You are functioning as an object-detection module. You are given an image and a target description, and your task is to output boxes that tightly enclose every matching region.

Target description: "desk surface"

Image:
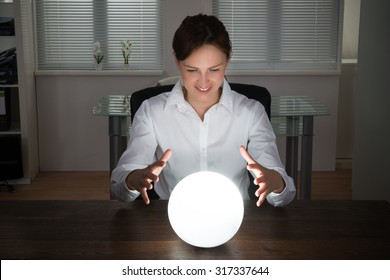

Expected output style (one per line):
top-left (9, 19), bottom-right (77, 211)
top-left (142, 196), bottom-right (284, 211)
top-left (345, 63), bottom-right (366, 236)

top-left (1, 200), bottom-right (389, 260)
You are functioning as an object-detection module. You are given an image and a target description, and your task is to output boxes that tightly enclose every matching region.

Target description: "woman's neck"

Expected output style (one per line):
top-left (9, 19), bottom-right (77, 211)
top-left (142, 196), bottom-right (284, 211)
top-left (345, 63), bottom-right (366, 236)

top-left (183, 87), bottom-right (222, 121)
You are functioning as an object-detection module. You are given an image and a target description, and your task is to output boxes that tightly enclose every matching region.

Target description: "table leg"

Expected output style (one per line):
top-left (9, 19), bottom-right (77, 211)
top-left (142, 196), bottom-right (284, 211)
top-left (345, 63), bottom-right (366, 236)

top-left (300, 116), bottom-right (314, 200)
top-left (108, 116), bottom-right (128, 173)
top-left (285, 116), bottom-right (300, 185)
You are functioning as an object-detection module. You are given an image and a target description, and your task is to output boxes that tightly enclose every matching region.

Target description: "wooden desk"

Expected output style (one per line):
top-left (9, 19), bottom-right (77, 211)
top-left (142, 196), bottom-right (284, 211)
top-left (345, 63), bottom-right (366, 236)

top-left (0, 200), bottom-right (389, 260)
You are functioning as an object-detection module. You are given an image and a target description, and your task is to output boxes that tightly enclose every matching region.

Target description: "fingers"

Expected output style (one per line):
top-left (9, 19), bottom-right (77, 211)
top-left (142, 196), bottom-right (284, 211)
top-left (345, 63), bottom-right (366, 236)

top-left (139, 187), bottom-right (150, 205)
top-left (159, 149), bottom-right (172, 163)
top-left (240, 146), bottom-right (256, 164)
top-left (254, 182), bottom-right (267, 197)
top-left (134, 175), bottom-right (153, 205)
top-left (257, 192), bottom-right (268, 207)
top-left (149, 149), bottom-right (172, 177)
top-left (240, 146), bottom-right (269, 207)
top-left (253, 170), bottom-right (285, 207)
top-left (241, 146), bottom-right (263, 182)
top-left (240, 146), bottom-right (264, 178)
top-left (134, 149), bottom-right (172, 205)
top-left (144, 168), bottom-right (159, 183)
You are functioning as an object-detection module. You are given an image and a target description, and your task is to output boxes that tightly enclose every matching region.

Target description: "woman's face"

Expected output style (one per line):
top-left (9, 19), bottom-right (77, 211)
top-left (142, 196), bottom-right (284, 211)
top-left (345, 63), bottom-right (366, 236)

top-left (176, 44), bottom-right (229, 108)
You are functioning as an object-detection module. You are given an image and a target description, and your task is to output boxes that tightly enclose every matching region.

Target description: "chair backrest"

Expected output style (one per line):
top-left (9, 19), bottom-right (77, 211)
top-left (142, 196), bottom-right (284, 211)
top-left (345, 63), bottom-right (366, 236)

top-left (130, 83), bottom-right (271, 122)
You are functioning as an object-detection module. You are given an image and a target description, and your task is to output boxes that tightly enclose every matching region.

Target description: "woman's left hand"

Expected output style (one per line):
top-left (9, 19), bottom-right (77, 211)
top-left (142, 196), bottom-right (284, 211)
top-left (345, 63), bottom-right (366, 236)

top-left (240, 146), bottom-right (285, 207)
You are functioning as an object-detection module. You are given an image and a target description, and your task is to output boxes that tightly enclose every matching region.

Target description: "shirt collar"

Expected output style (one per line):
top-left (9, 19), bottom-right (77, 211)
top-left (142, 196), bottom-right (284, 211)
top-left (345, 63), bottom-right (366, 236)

top-left (219, 78), bottom-right (234, 114)
top-left (164, 78), bottom-right (234, 114)
top-left (165, 81), bottom-right (186, 110)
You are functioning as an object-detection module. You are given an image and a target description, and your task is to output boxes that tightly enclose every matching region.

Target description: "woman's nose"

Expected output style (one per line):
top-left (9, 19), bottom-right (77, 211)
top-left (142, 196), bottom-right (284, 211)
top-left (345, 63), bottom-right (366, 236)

top-left (198, 72), bottom-right (209, 86)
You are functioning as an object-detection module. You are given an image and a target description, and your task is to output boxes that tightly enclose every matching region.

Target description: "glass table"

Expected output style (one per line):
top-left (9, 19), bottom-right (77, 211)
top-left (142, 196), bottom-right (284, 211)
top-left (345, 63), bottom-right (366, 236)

top-left (93, 95), bottom-right (328, 200)
top-left (271, 96), bottom-right (329, 199)
top-left (93, 95), bottom-right (131, 172)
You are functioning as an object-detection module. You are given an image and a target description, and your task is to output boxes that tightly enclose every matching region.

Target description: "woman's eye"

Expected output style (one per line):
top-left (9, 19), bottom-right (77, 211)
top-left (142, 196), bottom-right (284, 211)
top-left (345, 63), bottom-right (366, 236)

top-left (186, 69), bottom-right (197, 73)
top-left (210, 68), bottom-right (220, 72)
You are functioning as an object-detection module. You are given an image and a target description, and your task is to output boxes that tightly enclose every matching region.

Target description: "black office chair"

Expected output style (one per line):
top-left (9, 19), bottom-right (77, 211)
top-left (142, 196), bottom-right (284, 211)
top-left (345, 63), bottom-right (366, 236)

top-left (130, 82), bottom-right (272, 200)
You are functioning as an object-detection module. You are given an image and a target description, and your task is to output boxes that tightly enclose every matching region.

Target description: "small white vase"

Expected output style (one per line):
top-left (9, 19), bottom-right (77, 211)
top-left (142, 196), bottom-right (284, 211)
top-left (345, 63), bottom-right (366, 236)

top-left (123, 63), bottom-right (130, 70)
top-left (95, 63), bottom-right (102, 71)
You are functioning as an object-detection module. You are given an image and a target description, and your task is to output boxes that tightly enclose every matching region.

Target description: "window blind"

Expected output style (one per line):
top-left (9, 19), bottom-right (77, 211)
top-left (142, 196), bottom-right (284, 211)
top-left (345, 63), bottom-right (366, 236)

top-left (35, 0), bottom-right (162, 70)
top-left (212, 0), bottom-right (341, 71)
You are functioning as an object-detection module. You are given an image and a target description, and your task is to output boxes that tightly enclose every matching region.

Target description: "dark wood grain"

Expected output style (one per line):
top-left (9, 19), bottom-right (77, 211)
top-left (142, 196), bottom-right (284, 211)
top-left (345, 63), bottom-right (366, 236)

top-left (0, 170), bottom-right (352, 201)
top-left (0, 200), bottom-right (389, 260)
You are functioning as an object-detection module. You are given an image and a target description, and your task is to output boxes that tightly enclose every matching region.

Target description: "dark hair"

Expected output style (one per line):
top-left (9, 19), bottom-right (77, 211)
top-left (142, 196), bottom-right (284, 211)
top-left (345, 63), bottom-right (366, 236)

top-left (172, 14), bottom-right (232, 61)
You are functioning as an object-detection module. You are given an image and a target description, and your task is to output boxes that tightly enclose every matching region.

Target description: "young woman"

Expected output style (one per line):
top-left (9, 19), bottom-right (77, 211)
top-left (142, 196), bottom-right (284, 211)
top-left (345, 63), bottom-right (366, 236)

top-left (111, 14), bottom-right (296, 207)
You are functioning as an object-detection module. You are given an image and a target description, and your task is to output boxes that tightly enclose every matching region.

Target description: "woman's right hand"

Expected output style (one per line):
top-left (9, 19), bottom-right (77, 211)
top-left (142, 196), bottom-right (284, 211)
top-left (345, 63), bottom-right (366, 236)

top-left (125, 149), bottom-right (172, 204)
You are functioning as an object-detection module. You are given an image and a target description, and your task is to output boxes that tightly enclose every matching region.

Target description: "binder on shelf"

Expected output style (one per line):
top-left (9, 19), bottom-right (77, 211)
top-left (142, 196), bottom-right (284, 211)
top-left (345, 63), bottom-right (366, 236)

top-left (0, 17), bottom-right (15, 36)
top-left (0, 134), bottom-right (23, 180)
top-left (0, 87), bottom-right (11, 131)
top-left (0, 47), bottom-right (18, 85)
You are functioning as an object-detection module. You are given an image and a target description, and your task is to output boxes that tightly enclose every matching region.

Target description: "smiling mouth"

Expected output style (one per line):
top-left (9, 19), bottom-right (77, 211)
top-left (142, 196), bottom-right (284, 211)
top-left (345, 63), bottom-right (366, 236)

top-left (197, 87), bottom-right (211, 92)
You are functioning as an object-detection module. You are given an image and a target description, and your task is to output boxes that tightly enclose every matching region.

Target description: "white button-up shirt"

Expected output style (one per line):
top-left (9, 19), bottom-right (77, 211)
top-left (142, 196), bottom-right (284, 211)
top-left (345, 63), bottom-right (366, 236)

top-left (111, 80), bottom-right (296, 206)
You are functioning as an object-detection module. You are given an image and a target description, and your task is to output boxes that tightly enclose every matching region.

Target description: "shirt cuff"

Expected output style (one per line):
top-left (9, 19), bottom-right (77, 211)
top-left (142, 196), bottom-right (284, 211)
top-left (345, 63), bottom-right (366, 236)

top-left (266, 170), bottom-right (296, 207)
top-left (111, 179), bottom-right (140, 202)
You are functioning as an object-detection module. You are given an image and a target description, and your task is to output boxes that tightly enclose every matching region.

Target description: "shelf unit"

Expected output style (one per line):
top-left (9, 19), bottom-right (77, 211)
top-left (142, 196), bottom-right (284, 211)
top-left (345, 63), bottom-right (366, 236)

top-left (0, 0), bottom-right (38, 184)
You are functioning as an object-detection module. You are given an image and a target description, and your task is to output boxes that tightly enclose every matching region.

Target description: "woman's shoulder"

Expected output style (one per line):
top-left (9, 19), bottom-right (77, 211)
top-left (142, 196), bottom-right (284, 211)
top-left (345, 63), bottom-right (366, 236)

top-left (228, 89), bottom-right (269, 121)
top-left (230, 89), bottom-right (264, 109)
top-left (145, 82), bottom-right (183, 108)
top-left (142, 91), bottom-right (169, 109)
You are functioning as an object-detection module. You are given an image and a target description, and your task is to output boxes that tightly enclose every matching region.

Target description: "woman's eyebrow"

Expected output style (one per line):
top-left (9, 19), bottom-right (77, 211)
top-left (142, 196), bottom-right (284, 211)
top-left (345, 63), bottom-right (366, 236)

top-left (183, 63), bottom-right (224, 69)
top-left (209, 63), bottom-right (224, 68)
top-left (183, 64), bottom-right (198, 69)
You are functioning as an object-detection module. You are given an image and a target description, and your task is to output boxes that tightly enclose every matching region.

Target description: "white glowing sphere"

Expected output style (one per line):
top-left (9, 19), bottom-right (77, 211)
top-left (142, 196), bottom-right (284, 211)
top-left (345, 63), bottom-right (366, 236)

top-left (168, 171), bottom-right (244, 248)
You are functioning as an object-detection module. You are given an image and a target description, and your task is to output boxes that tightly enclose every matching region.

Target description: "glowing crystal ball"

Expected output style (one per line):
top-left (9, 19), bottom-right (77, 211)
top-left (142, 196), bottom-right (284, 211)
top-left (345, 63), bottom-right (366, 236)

top-left (167, 171), bottom-right (244, 248)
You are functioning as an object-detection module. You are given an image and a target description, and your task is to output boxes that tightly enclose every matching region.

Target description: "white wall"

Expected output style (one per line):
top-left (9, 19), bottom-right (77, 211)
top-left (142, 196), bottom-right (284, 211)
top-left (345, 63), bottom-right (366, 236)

top-left (336, 0), bottom-right (360, 161)
top-left (342, 0), bottom-right (360, 59)
top-left (352, 0), bottom-right (390, 201)
top-left (337, 62), bottom-right (357, 159)
top-left (35, 0), bottom-right (340, 172)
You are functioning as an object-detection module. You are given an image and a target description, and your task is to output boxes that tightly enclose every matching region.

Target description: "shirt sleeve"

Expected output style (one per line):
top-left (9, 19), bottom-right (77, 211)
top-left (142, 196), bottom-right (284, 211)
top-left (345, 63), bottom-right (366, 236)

top-left (247, 101), bottom-right (296, 207)
top-left (111, 179), bottom-right (140, 201)
top-left (266, 167), bottom-right (296, 207)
